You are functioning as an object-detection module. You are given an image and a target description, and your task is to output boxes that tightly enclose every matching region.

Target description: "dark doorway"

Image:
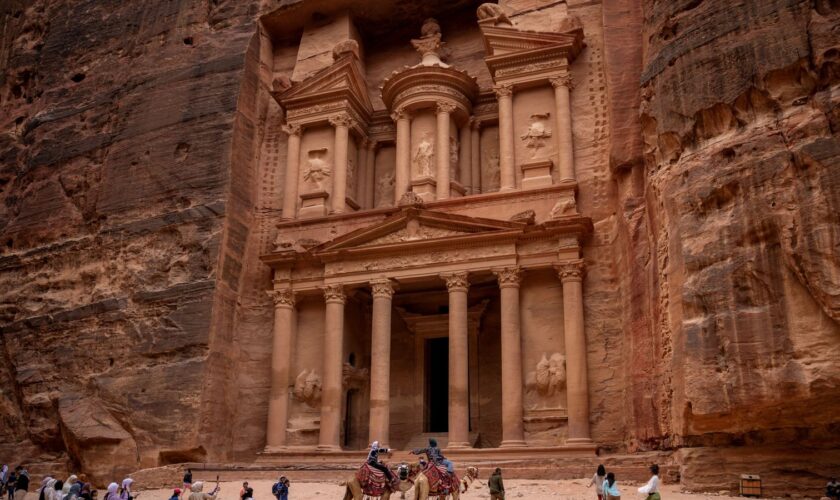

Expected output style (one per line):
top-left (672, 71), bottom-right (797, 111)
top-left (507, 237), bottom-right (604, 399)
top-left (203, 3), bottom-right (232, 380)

top-left (425, 337), bottom-right (449, 432)
top-left (344, 389), bottom-right (357, 447)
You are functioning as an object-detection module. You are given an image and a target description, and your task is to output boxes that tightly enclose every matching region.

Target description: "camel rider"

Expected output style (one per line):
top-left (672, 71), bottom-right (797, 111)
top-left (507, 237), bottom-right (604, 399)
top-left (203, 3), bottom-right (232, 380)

top-left (411, 438), bottom-right (454, 474)
top-left (366, 441), bottom-right (394, 482)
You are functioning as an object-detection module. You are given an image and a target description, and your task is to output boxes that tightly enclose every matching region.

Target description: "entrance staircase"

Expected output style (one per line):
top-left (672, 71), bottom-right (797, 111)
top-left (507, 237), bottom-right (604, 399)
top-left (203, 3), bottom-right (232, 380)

top-left (403, 432), bottom-right (480, 450)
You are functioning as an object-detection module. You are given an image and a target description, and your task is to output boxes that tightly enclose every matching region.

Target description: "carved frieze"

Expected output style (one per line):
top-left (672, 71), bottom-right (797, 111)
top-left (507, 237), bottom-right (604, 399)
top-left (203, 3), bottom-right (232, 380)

top-left (550, 192), bottom-right (578, 218)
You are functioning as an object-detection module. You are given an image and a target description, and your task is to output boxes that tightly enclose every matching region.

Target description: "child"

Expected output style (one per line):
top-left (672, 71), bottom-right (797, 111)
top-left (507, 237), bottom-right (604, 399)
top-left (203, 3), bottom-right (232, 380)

top-left (589, 465), bottom-right (606, 500)
top-left (638, 465), bottom-right (660, 500)
top-left (603, 472), bottom-right (621, 500)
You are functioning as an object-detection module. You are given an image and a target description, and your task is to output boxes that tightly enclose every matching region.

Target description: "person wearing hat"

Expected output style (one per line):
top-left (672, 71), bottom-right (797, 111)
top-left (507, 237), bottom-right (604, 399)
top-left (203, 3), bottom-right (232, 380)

top-left (169, 490), bottom-right (180, 500)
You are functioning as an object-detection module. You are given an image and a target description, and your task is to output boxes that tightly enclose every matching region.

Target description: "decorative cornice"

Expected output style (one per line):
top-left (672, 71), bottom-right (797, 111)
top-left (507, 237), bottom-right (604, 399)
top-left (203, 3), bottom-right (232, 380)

top-left (556, 259), bottom-right (584, 282)
top-left (437, 102), bottom-right (457, 114)
top-left (441, 271), bottom-right (470, 292)
top-left (328, 112), bottom-right (355, 128)
top-left (549, 75), bottom-right (574, 91)
top-left (322, 284), bottom-right (347, 303)
top-left (267, 288), bottom-right (296, 307)
top-left (281, 123), bottom-right (302, 136)
top-left (493, 267), bottom-right (521, 288)
top-left (493, 84), bottom-right (513, 98)
top-left (370, 279), bottom-right (395, 299)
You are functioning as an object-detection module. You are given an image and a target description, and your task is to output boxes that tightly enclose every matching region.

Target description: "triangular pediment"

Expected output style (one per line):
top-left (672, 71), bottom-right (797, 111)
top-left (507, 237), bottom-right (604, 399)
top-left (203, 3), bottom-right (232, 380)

top-left (315, 208), bottom-right (525, 254)
top-left (480, 25), bottom-right (581, 57)
top-left (276, 53), bottom-right (373, 115)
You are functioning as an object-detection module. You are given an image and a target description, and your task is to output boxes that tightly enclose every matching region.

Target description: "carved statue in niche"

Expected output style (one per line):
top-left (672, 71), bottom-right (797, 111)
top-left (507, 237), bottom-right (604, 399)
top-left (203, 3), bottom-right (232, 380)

top-left (525, 353), bottom-right (567, 409)
top-left (302, 148), bottom-right (331, 191)
top-left (376, 170), bottom-right (395, 207)
top-left (346, 157), bottom-right (356, 197)
top-left (483, 149), bottom-right (501, 190)
top-left (292, 369), bottom-right (322, 407)
top-left (449, 135), bottom-right (459, 182)
top-left (521, 113), bottom-right (552, 158)
top-left (342, 362), bottom-right (369, 390)
top-left (413, 133), bottom-right (435, 178)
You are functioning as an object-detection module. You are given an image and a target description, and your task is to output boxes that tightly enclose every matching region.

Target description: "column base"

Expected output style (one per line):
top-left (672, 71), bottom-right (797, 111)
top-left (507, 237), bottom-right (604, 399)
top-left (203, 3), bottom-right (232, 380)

top-left (499, 186), bottom-right (516, 192)
top-left (500, 440), bottom-right (527, 448)
top-left (316, 444), bottom-right (342, 452)
top-left (446, 441), bottom-right (471, 449)
top-left (262, 445), bottom-right (288, 453)
top-left (565, 437), bottom-right (593, 445)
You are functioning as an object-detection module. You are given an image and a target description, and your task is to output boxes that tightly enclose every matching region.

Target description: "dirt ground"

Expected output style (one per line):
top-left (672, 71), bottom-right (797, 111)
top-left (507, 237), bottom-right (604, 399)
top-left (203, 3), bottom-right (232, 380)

top-left (139, 478), bottom-right (745, 500)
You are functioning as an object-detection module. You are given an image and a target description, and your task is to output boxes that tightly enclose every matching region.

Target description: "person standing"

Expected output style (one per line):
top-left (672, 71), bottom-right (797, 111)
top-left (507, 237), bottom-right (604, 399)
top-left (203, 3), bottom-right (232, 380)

top-left (0, 466), bottom-right (8, 497)
top-left (6, 469), bottom-right (16, 500)
top-left (271, 477), bottom-right (288, 500)
top-left (827, 477), bottom-right (840, 500)
top-left (14, 467), bottom-right (29, 500)
top-left (187, 482), bottom-right (219, 500)
top-left (102, 484), bottom-right (117, 500)
top-left (238, 483), bottom-right (248, 500)
top-left (589, 465), bottom-right (606, 500)
top-left (182, 470), bottom-right (192, 497)
top-left (488, 468), bottom-right (505, 500)
top-left (603, 472), bottom-right (621, 500)
top-left (638, 465), bottom-right (660, 500)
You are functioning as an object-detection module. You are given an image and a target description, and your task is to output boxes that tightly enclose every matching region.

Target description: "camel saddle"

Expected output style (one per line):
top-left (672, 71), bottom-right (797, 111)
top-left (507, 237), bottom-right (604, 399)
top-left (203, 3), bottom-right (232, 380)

top-left (356, 463), bottom-right (395, 496)
top-left (422, 463), bottom-right (459, 495)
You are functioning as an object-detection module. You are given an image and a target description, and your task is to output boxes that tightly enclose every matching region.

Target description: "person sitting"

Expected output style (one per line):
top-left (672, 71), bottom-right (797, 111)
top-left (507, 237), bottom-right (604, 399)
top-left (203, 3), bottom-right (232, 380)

top-left (410, 438), bottom-right (454, 474)
top-left (366, 441), bottom-right (394, 482)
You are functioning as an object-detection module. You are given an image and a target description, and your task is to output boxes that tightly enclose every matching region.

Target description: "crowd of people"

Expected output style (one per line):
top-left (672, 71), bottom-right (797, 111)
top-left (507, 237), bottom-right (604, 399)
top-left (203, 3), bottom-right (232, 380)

top-left (587, 464), bottom-right (661, 500)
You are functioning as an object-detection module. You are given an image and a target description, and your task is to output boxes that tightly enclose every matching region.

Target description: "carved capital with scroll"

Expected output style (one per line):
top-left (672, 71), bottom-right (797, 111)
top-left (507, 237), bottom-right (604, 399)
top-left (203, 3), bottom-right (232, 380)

top-left (493, 83), bottom-right (513, 98)
top-left (267, 288), bottom-right (296, 307)
top-left (493, 267), bottom-right (521, 288)
top-left (321, 284), bottom-right (347, 303)
top-left (281, 122), bottom-right (302, 137)
top-left (549, 74), bottom-right (574, 91)
top-left (556, 259), bottom-right (585, 282)
top-left (436, 102), bottom-right (457, 114)
top-left (328, 112), bottom-right (355, 129)
top-left (390, 107), bottom-right (410, 122)
top-left (441, 271), bottom-right (470, 292)
top-left (370, 279), bottom-right (396, 299)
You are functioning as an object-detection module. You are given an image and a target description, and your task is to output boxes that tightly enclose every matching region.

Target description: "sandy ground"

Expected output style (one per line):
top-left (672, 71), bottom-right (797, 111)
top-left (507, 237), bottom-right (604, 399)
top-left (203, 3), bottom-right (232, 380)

top-left (139, 478), bottom-right (744, 500)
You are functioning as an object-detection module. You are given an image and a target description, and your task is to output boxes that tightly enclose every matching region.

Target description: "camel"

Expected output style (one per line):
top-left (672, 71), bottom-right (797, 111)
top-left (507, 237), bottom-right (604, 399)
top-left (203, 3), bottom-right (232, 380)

top-left (412, 466), bottom-right (478, 500)
top-left (341, 463), bottom-right (414, 500)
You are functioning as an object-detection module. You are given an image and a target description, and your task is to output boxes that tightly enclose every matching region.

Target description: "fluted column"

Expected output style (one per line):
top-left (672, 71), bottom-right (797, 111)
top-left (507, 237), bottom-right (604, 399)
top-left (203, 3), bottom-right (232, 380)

top-left (281, 123), bottom-right (302, 219)
top-left (495, 84), bottom-right (516, 191)
top-left (436, 102), bottom-right (455, 200)
top-left (329, 113), bottom-right (353, 214)
top-left (470, 119), bottom-right (481, 194)
top-left (442, 271), bottom-right (470, 448)
top-left (393, 108), bottom-right (411, 205)
top-left (369, 279), bottom-right (395, 446)
top-left (318, 284), bottom-right (346, 451)
top-left (459, 121), bottom-right (472, 193)
top-left (557, 260), bottom-right (591, 443)
top-left (265, 288), bottom-right (296, 450)
top-left (550, 75), bottom-right (576, 181)
top-left (365, 140), bottom-right (376, 209)
top-left (495, 267), bottom-right (526, 447)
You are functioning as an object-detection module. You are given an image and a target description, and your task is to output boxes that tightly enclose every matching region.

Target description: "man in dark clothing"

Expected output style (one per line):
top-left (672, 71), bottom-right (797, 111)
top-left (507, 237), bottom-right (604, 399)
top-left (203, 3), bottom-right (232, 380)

top-left (365, 441), bottom-right (393, 482)
top-left (411, 438), bottom-right (453, 474)
top-left (827, 478), bottom-right (840, 500)
top-left (488, 468), bottom-right (505, 500)
top-left (5, 471), bottom-right (15, 500)
top-left (13, 467), bottom-right (29, 500)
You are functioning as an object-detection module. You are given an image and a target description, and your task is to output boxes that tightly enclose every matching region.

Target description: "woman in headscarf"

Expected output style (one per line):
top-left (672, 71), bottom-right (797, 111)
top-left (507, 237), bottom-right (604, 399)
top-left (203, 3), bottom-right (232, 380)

top-left (118, 480), bottom-right (133, 500)
top-left (52, 482), bottom-right (64, 500)
top-left (36, 478), bottom-right (53, 500)
top-left (103, 484), bottom-right (117, 500)
top-left (64, 482), bottom-right (82, 500)
top-left (62, 477), bottom-right (77, 496)
top-left (78, 484), bottom-right (92, 500)
top-left (0, 466), bottom-right (8, 495)
top-left (187, 482), bottom-right (219, 500)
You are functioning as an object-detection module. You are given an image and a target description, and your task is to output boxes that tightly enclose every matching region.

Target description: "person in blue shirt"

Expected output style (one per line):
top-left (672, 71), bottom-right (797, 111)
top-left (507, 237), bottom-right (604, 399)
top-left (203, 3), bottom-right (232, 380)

top-left (271, 476), bottom-right (289, 500)
top-left (603, 472), bottom-right (621, 500)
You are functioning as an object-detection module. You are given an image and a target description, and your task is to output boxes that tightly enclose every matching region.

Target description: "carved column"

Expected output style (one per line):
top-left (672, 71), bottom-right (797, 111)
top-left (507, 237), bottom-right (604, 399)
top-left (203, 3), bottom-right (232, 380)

top-left (459, 120), bottom-right (472, 193)
top-left (495, 84), bottom-right (516, 192)
top-left (436, 102), bottom-right (455, 200)
top-left (369, 279), bottom-right (395, 446)
top-left (442, 271), bottom-right (470, 448)
top-left (329, 113), bottom-right (354, 214)
top-left (318, 284), bottom-right (346, 451)
top-left (365, 140), bottom-right (376, 209)
top-left (550, 75), bottom-right (576, 181)
top-left (393, 108), bottom-right (411, 205)
top-left (557, 260), bottom-right (591, 443)
top-left (495, 267), bottom-right (526, 447)
top-left (265, 288), bottom-right (296, 450)
top-left (470, 119), bottom-right (481, 194)
top-left (281, 123), bottom-right (302, 219)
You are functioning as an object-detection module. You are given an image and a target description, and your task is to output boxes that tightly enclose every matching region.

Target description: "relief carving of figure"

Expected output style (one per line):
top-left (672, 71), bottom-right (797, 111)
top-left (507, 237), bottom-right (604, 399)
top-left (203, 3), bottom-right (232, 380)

top-left (376, 169), bottom-right (395, 207)
top-left (292, 369), bottom-right (322, 407)
top-left (449, 135), bottom-right (459, 182)
top-left (520, 113), bottom-right (552, 158)
top-left (302, 148), bottom-right (331, 191)
top-left (483, 149), bottom-right (501, 190)
top-left (346, 157), bottom-right (356, 197)
top-left (413, 133), bottom-right (435, 178)
top-left (526, 353), bottom-right (566, 398)
top-left (342, 362), bottom-right (369, 390)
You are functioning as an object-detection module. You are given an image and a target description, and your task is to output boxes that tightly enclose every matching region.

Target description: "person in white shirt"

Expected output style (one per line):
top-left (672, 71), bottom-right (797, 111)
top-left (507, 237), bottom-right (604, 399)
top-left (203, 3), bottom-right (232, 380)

top-left (588, 465), bottom-right (607, 500)
top-left (638, 464), bottom-right (660, 500)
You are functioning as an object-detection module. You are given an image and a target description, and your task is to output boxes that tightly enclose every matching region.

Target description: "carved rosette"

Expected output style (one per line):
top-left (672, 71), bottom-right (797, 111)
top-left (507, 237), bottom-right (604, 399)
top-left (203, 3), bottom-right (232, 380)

top-left (322, 284), bottom-right (347, 303)
top-left (556, 260), bottom-right (585, 282)
top-left (328, 113), bottom-right (355, 129)
top-left (493, 84), bottom-right (513, 98)
top-left (370, 279), bottom-right (395, 299)
top-left (549, 75), bottom-right (575, 91)
top-left (494, 267), bottom-right (521, 288)
top-left (436, 102), bottom-right (457, 114)
top-left (267, 288), bottom-right (296, 308)
top-left (281, 123), bottom-right (302, 137)
top-left (441, 271), bottom-right (470, 292)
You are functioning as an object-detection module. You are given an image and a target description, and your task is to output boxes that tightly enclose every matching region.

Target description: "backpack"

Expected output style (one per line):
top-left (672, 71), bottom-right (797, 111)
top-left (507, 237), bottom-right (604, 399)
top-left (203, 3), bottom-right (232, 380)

top-left (271, 483), bottom-right (281, 497)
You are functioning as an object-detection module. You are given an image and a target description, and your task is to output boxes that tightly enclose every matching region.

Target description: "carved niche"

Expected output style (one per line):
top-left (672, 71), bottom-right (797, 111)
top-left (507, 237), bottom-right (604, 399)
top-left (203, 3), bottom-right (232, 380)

top-left (520, 113), bottom-right (552, 158)
top-left (302, 148), bottom-right (331, 191)
top-left (525, 352), bottom-right (567, 410)
top-left (413, 133), bottom-right (435, 178)
top-left (293, 369), bottom-right (322, 407)
top-left (376, 170), bottom-right (396, 207)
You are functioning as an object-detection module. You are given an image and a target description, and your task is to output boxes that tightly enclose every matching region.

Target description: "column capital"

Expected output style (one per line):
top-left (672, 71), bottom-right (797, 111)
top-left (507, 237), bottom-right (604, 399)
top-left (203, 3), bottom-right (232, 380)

top-left (493, 83), bottom-right (514, 98)
top-left (469, 117), bottom-right (481, 131)
top-left (549, 74), bottom-right (575, 91)
top-left (493, 267), bottom-right (521, 288)
top-left (436, 102), bottom-right (457, 114)
top-left (321, 284), bottom-right (347, 303)
top-left (370, 279), bottom-right (395, 299)
top-left (281, 122), bottom-right (302, 136)
top-left (364, 138), bottom-right (378, 151)
top-left (556, 259), bottom-right (585, 282)
top-left (441, 271), bottom-right (470, 292)
top-left (267, 288), bottom-right (296, 307)
top-left (328, 112), bottom-right (355, 128)
top-left (390, 107), bottom-right (410, 122)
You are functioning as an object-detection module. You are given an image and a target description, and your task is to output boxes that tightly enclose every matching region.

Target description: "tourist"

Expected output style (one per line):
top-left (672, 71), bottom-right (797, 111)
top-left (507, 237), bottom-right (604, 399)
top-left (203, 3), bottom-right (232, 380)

top-left (187, 482), bottom-right (219, 500)
top-left (118, 479), bottom-right (133, 500)
top-left (238, 482), bottom-right (248, 499)
top-left (365, 441), bottom-right (394, 482)
top-left (588, 465), bottom-right (606, 500)
top-left (488, 468), bottom-right (505, 500)
top-left (36, 478), bottom-right (52, 500)
top-left (271, 476), bottom-right (288, 500)
top-left (827, 477), bottom-right (840, 500)
top-left (6, 469), bottom-right (16, 500)
top-left (182, 470), bottom-right (192, 497)
top-left (78, 484), bottom-right (92, 500)
top-left (1, 466), bottom-right (8, 496)
top-left (168, 490), bottom-right (180, 500)
top-left (638, 465), bottom-right (660, 500)
top-left (603, 472), bottom-right (621, 500)
top-left (62, 477), bottom-right (77, 496)
top-left (64, 482), bottom-right (81, 500)
top-left (102, 484), bottom-right (117, 500)
top-left (242, 488), bottom-right (253, 500)
top-left (14, 466), bottom-right (29, 500)
top-left (52, 482), bottom-right (64, 500)
top-left (411, 438), bottom-right (454, 474)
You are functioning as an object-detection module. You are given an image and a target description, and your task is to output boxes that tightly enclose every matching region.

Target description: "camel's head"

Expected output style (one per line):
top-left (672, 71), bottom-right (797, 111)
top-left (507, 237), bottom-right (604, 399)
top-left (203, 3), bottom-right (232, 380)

top-left (466, 466), bottom-right (479, 479)
top-left (397, 463), bottom-right (410, 481)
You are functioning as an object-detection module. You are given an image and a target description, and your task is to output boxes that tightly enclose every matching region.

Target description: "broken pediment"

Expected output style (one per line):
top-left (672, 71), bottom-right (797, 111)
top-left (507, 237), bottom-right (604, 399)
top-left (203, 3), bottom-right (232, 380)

top-left (479, 23), bottom-right (585, 81)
